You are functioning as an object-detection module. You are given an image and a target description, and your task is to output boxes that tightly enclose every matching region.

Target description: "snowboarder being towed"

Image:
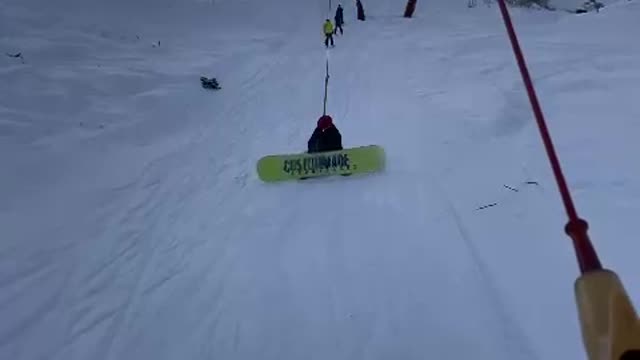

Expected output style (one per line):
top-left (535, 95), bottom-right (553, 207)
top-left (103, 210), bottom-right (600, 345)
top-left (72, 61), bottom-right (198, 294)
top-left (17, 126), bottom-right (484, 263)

top-left (334, 4), bottom-right (344, 35)
top-left (323, 19), bottom-right (335, 48)
top-left (308, 115), bottom-right (343, 153)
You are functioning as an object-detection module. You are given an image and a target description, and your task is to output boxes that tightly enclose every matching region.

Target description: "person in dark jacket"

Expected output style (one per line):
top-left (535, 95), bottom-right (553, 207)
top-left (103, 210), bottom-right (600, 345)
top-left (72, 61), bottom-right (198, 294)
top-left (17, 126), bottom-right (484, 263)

top-left (356, 0), bottom-right (366, 21)
top-left (307, 115), bottom-right (343, 153)
top-left (334, 4), bottom-right (344, 35)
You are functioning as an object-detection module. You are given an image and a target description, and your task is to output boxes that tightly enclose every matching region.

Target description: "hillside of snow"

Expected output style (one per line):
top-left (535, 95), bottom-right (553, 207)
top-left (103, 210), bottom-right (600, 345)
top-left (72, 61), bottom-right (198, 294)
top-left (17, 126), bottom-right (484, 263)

top-left (2, 0), bottom-right (639, 359)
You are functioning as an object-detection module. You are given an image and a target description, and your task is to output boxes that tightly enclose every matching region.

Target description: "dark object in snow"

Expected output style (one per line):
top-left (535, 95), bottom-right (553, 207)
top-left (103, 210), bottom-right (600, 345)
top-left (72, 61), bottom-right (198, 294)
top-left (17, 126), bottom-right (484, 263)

top-left (356, 0), bottom-right (366, 21)
top-left (404, 0), bottom-right (417, 17)
top-left (477, 203), bottom-right (498, 210)
top-left (504, 184), bottom-right (519, 192)
top-left (200, 76), bottom-right (221, 90)
top-left (576, 0), bottom-right (604, 13)
top-left (6, 52), bottom-right (25, 63)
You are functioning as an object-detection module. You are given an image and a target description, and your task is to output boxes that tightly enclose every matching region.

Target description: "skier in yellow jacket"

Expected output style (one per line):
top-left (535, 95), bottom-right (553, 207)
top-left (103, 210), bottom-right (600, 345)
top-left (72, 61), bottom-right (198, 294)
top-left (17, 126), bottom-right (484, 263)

top-left (323, 19), bottom-right (335, 48)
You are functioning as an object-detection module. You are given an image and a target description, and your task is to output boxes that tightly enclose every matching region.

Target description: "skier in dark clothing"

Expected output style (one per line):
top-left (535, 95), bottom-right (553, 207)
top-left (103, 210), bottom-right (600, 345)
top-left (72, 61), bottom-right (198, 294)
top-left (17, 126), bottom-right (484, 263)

top-left (356, 0), bottom-right (366, 21)
top-left (334, 4), bottom-right (344, 35)
top-left (308, 115), bottom-right (343, 153)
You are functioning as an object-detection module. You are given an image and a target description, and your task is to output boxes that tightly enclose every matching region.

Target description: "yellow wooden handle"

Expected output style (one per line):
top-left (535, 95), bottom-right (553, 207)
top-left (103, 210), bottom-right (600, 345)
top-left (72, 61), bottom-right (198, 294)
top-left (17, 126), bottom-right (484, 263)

top-left (575, 270), bottom-right (640, 360)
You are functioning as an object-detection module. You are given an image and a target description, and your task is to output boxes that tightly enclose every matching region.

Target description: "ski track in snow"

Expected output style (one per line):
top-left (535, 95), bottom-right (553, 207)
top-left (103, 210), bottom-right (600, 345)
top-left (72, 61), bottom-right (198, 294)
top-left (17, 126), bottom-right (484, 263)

top-left (2, 0), bottom-right (640, 359)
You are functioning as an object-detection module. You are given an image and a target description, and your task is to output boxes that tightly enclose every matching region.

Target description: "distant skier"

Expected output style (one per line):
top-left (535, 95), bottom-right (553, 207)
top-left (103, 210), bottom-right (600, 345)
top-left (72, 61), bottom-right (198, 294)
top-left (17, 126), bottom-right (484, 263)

top-left (308, 115), bottom-right (343, 153)
top-left (324, 19), bottom-right (335, 48)
top-left (334, 4), bottom-right (344, 35)
top-left (356, 0), bottom-right (366, 21)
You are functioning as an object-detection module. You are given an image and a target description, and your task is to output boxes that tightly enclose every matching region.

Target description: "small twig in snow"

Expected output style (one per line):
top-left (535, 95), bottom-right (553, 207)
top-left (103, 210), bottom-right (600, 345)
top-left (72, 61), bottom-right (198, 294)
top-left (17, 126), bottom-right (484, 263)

top-left (477, 203), bottom-right (498, 210)
top-left (503, 184), bottom-right (519, 192)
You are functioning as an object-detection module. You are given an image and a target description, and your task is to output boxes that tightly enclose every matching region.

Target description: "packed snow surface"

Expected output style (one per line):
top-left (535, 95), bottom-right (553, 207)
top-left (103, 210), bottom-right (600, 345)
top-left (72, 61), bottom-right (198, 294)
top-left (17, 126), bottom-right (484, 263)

top-left (2, 0), bottom-right (639, 359)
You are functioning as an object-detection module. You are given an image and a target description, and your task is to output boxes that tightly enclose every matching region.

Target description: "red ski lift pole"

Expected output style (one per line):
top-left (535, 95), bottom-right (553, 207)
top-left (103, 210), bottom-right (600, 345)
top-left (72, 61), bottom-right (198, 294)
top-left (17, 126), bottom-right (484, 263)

top-left (495, 2), bottom-right (640, 359)
top-left (495, 0), bottom-right (601, 274)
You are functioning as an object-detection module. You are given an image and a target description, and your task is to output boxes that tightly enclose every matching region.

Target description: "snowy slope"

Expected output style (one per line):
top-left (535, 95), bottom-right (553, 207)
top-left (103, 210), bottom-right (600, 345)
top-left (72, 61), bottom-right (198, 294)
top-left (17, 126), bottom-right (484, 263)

top-left (2, 0), bottom-right (639, 359)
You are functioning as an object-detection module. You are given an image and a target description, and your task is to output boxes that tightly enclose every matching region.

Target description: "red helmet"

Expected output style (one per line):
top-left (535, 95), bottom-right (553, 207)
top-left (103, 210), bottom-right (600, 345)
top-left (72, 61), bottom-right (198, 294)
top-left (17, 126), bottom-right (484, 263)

top-left (317, 115), bottom-right (333, 130)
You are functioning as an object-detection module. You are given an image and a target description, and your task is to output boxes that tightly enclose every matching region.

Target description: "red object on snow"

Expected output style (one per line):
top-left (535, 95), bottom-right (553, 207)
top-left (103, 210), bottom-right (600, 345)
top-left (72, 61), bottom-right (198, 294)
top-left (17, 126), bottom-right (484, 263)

top-left (317, 115), bottom-right (333, 130)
